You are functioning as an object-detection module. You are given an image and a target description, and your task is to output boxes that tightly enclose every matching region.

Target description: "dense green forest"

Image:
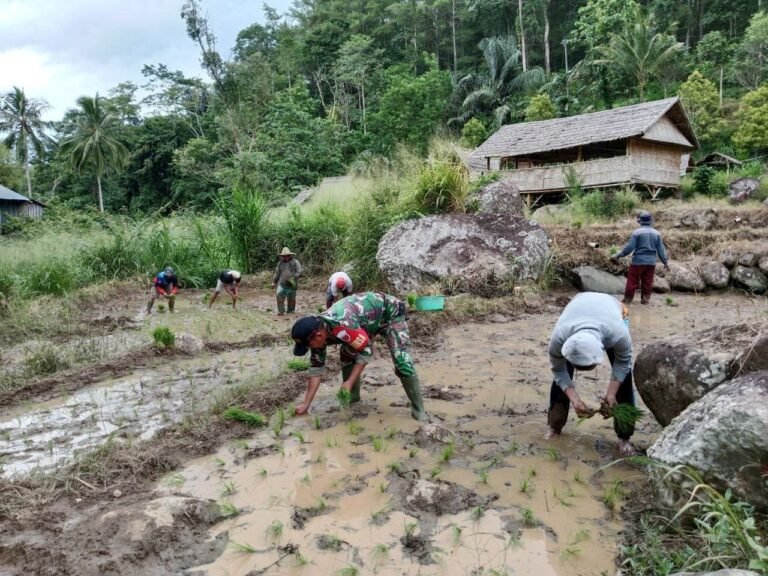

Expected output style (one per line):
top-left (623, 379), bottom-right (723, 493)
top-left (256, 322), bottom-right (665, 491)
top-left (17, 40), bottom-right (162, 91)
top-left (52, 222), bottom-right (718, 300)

top-left (1, 0), bottom-right (767, 213)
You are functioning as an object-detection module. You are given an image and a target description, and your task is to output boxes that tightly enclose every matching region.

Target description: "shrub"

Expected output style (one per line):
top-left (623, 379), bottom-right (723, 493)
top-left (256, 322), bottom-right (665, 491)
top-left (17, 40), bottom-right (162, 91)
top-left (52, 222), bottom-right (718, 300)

top-left (24, 343), bottom-right (70, 376)
top-left (460, 118), bottom-right (488, 148)
top-left (24, 258), bottom-right (80, 296)
top-left (216, 186), bottom-right (269, 273)
top-left (573, 189), bottom-right (640, 219)
top-left (692, 166), bottom-right (728, 197)
top-left (152, 326), bottom-right (175, 348)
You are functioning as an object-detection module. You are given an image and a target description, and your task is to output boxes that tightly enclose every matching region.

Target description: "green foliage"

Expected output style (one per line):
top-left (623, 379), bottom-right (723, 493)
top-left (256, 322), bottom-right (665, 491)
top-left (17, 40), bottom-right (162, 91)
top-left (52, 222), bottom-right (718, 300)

top-left (572, 188), bottom-right (640, 219)
top-left (524, 94), bottom-right (557, 121)
top-left (152, 326), bottom-right (175, 348)
top-left (734, 11), bottom-right (768, 90)
top-left (572, 0), bottom-right (641, 50)
top-left (216, 187), bottom-right (268, 273)
top-left (410, 162), bottom-right (468, 215)
top-left (223, 407), bottom-right (266, 427)
top-left (460, 118), bottom-right (488, 148)
top-left (337, 388), bottom-right (352, 408)
top-left (733, 85), bottom-right (768, 154)
top-left (692, 166), bottom-right (728, 197)
top-left (24, 343), bottom-right (70, 376)
top-left (678, 72), bottom-right (727, 149)
top-left (288, 358), bottom-right (310, 371)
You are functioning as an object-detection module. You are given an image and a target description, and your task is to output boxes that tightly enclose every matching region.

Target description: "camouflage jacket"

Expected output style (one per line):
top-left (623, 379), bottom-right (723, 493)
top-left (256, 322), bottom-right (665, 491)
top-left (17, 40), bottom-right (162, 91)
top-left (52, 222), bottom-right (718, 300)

top-left (308, 292), bottom-right (405, 375)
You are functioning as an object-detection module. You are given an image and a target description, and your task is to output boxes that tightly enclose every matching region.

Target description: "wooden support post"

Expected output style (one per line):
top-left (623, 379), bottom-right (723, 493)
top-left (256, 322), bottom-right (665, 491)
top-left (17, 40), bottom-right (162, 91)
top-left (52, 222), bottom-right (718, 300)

top-left (486, 157), bottom-right (490, 171)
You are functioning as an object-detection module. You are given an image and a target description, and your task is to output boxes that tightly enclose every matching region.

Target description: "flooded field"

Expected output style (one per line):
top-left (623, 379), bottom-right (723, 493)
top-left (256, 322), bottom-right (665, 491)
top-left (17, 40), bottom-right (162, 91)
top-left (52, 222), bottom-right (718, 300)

top-left (0, 288), bottom-right (764, 576)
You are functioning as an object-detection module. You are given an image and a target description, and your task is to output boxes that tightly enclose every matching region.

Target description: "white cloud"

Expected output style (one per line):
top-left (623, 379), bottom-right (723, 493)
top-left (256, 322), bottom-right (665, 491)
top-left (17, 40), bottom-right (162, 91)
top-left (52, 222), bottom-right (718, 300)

top-left (0, 0), bottom-right (292, 119)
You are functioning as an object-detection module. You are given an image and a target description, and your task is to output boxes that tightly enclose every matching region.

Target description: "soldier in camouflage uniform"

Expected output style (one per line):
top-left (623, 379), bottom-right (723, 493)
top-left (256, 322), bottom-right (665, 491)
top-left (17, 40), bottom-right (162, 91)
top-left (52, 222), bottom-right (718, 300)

top-left (291, 292), bottom-right (426, 421)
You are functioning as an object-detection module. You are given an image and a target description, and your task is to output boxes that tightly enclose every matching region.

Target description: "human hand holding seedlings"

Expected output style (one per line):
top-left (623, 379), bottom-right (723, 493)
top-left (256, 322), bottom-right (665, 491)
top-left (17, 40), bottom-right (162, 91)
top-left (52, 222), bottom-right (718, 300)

top-left (602, 379), bottom-right (621, 414)
top-left (296, 375), bottom-right (322, 415)
top-left (564, 386), bottom-right (596, 418)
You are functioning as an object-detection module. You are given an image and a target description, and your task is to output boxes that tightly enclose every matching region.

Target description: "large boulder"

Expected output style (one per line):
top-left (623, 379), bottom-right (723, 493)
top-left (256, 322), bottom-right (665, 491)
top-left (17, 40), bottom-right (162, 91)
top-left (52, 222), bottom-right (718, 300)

top-left (672, 208), bottom-right (718, 230)
top-left (731, 265), bottom-right (768, 294)
top-left (648, 371), bottom-right (768, 510)
top-left (572, 266), bottom-right (625, 294)
top-left (759, 256), bottom-right (768, 275)
top-left (738, 252), bottom-right (758, 267)
top-left (666, 262), bottom-right (705, 292)
top-left (720, 251), bottom-right (737, 268)
top-left (376, 214), bottom-right (549, 293)
top-left (728, 177), bottom-right (760, 204)
top-left (474, 179), bottom-right (524, 216)
top-left (652, 275), bottom-right (671, 293)
top-left (698, 261), bottom-right (730, 289)
top-left (635, 324), bottom-right (768, 426)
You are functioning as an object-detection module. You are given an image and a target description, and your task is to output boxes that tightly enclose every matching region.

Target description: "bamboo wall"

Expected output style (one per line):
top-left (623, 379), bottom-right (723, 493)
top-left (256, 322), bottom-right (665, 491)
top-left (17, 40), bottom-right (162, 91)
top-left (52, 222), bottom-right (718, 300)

top-left (629, 140), bottom-right (685, 186)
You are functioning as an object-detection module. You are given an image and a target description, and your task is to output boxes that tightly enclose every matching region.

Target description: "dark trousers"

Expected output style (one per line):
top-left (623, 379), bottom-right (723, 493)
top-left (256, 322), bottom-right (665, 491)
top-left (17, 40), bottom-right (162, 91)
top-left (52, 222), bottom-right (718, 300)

top-left (325, 289), bottom-right (351, 310)
top-left (624, 264), bottom-right (656, 303)
top-left (547, 349), bottom-right (636, 440)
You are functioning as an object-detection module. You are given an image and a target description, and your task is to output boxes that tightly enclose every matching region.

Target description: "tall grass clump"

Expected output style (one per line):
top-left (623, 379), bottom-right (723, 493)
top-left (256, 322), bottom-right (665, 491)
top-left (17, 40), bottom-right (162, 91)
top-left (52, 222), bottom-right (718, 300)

top-left (216, 186), bottom-right (269, 273)
top-left (573, 188), bottom-right (640, 220)
top-left (152, 326), bottom-right (175, 348)
top-left (409, 161), bottom-right (468, 214)
top-left (24, 258), bottom-right (81, 296)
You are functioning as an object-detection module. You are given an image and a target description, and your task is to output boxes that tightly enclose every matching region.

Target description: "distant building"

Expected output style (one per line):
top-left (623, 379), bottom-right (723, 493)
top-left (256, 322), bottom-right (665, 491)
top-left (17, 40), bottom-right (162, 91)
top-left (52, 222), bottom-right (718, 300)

top-left (694, 152), bottom-right (742, 171)
top-left (468, 97), bottom-right (699, 204)
top-left (0, 184), bottom-right (45, 225)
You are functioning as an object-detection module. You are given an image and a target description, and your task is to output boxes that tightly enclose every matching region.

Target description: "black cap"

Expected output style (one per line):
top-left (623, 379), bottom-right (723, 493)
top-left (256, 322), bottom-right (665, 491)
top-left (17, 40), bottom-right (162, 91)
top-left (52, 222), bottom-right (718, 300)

top-left (291, 316), bottom-right (321, 356)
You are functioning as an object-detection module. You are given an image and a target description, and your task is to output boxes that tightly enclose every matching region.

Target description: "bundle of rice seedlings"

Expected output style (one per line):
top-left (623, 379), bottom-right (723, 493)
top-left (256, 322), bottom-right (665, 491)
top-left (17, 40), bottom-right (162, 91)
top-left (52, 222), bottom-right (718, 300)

top-left (337, 388), bottom-right (352, 408)
top-left (603, 403), bottom-right (644, 428)
top-left (223, 407), bottom-right (266, 427)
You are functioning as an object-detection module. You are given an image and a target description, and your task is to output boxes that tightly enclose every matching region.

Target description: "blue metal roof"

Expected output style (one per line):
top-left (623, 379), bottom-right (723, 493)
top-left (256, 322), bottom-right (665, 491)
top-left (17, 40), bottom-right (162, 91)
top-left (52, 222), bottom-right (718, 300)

top-left (0, 184), bottom-right (31, 202)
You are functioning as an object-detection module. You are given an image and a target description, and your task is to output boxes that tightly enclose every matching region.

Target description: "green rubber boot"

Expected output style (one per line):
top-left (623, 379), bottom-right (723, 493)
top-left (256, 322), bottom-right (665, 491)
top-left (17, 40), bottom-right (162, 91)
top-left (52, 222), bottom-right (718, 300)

top-left (400, 374), bottom-right (426, 422)
top-left (341, 363), bottom-right (362, 403)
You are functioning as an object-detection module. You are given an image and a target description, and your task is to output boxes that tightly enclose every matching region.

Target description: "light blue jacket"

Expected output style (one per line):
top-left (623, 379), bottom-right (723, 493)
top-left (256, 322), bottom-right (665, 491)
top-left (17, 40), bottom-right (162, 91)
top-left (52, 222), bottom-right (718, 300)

top-left (548, 292), bottom-right (633, 390)
top-left (616, 225), bottom-right (668, 266)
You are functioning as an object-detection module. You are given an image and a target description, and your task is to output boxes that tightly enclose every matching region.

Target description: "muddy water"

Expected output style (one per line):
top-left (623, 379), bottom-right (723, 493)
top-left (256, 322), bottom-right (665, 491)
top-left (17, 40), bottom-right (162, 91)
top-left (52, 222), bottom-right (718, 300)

top-left (162, 293), bottom-right (764, 575)
top-left (0, 345), bottom-right (292, 478)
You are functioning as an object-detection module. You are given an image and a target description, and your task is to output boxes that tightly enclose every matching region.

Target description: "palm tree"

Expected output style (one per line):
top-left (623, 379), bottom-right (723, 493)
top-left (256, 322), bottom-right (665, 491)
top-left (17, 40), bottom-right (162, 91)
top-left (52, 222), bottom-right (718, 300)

top-left (0, 87), bottom-right (50, 198)
top-left (452, 36), bottom-right (545, 128)
top-left (59, 95), bottom-right (129, 212)
top-left (595, 13), bottom-right (683, 102)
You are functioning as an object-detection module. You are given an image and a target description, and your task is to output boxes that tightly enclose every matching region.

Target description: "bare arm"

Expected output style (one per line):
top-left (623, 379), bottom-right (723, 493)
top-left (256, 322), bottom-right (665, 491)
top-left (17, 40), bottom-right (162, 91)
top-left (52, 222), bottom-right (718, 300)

top-left (296, 375), bottom-right (322, 415)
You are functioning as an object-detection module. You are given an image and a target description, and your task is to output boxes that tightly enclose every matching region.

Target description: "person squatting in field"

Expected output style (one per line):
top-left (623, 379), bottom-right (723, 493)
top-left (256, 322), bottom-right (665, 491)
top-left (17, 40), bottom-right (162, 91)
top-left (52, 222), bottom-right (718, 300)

top-left (546, 291), bottom-right (638, 457)
top-left (209, 269), bottom-right (242, 309)
top-left (325, 271), bottom-right (353, 309)
top-left (611, 210), bottom-right (669, 305)
top-left (291, 291), bottom-right (426, 421)
top-left (272, 247), bottom-right (302, 315)
top-left (147, 266), bottom-right (178, 313)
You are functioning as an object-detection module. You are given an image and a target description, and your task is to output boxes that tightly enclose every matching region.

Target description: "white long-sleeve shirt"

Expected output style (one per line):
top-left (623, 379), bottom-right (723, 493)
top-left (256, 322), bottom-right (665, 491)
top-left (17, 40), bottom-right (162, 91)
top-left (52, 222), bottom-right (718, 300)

top-left (328, 272), bottom-right (353, 297)
top-left (548, 292), bottom-right (632, 390)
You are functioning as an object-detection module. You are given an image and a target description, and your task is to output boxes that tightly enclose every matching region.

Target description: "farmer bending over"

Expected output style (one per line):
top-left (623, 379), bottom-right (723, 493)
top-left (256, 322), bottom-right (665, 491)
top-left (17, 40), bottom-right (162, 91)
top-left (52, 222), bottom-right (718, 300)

top-left (611, 210), bottom-right (669, 305)
top-left (272, 247), bottom-right (302, 315)
top-left (291, 292), bottom-right (426, 421)
top-left (209, 270), bottom-right (242, 309)
top-left (325, 271), bottom-right (353, 309)
top-left (546, 292), bottom-right (637, 456)
top-left (147, 266), bottom-right (178, 313)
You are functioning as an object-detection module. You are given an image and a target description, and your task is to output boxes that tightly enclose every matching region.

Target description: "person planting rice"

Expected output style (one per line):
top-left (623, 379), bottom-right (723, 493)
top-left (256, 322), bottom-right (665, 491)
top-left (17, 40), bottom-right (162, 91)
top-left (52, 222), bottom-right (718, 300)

top-left (209, 269), bottom-right (242, 309)
top-left (290, 292), bottom-right (426, 421)
top-left (325, 271), bottom-right (353, 309)
top-left (272, 247), bottom-right (302, 315)
top-left (545, 291), bottom-right (638, 456)
top-left (146, 266), bottom-right (179, 313)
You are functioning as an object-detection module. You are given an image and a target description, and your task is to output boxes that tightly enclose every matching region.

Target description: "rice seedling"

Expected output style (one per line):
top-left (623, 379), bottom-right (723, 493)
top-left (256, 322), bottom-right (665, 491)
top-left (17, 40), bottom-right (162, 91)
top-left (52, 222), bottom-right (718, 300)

top-left (152, 326), bottom-right (175, 348)
top-left (221, 480), bottom-right (238, 496)
top-left (384, 426), bottom-right (398, 439)
top-left (370, 506), bottom-right (389, 523)
top-left (440, 442), bottom-right (455, 462)
top-left (554, 487), bottom-right (573, 507)
top-left (387, 461), bottom-right (404, 474)
top-left (521, 508), bottom-right (536, 527)
top-left (337, 565), bottom-right (359, 576)
top-left (313, 414), bottom-right (322, 429)
top-left (325, 435), bottom-right (339, 448)
top-left (300, 473), bottom-right (311, 485)
top-left (404, 521), bottom-right (418, 538)
top-left (164, 472), bottom-right (186, 488)
top-left (504, 441), bottom-right (519, 455)
top-left (477, 468), bottom-right (489, 484)
top-left (602, 480), bottom-right (625, 510)
top-left (294, 553), bottom-right (310, 566)
top-left (470, 506), bottom-right (485, 521)
top-left (337, 388), bottom-right (352, 408)
top-left (223, 407), bottom-right (266, 427)
top-left (451, 525), bottom-right (463, 546)
top-left (408, 447), bottom-right (419, 458)
top-left (430, 466), bottom-right (443, 479)
top-left (370, 543), bottom-right (389, 565)
top-left (519, 477), bottom-right (533, 494)
top-left (229, 541), bottom-right (258, 553)
top-left (372, 436), bottom-right (386, 452)
top-left (259, 468), bottom-right (268, 477)
top-left (219, 501), bottom-right (240, 518)
top-left (291, 430), bottom-right (307, 443)
top-left (545, 446), bottom-right (561, 462)
top-left (288, 358), bottom-right (310, 371)
top-left (528, 466), bottom-right (537, 477)
top-left (379, 482), bottom-right (389, 494)
top-left (312, 496), bottom-right (327, 512)
top-left (266, 519), bottom-right (284, 541)
top-left (215, 457), bottom-right (226, 467)
top-left (347, 420), bottom-right (363, 436)
top-left (665, 295), bottom-right (676, 306)
top-left (573, 470), bottom-right (586, 485)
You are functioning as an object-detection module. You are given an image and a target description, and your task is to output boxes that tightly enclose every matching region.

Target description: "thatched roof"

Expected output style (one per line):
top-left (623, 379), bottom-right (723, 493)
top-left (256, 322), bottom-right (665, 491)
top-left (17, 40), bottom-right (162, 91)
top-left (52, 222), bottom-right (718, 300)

top-left (696, 152), bottom-right (742, 167)
top-left (470, 98), bottom-right (698, 166)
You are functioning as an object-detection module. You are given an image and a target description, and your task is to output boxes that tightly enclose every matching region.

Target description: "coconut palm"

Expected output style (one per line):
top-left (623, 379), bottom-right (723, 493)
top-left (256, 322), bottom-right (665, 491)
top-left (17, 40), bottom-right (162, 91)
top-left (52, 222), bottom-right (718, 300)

top-left (59, 95), bottom-right (129, 212)
top-left (0, 87), bottom-right (50, 198)
top-left (452, 36), bottom-right (545, 128)
top-left (594, 13), bottom-right (683, 101)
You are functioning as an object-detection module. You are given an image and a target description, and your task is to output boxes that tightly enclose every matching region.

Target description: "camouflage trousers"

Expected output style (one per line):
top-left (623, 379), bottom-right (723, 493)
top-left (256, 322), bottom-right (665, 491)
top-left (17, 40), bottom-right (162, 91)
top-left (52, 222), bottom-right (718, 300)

top-left (339, 315), bottom-right (416, 377)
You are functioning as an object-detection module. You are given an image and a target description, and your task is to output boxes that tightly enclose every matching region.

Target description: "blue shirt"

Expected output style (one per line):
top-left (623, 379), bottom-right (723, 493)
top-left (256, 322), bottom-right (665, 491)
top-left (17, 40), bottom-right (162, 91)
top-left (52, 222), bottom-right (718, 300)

top-left (616, 225), bottom-right (668, 266)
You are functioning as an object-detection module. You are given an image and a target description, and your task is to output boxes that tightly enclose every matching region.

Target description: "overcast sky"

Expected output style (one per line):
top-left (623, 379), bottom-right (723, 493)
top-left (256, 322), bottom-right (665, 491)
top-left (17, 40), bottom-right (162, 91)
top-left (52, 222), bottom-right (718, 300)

top-left (0, 0), bottom-right (292, 120)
